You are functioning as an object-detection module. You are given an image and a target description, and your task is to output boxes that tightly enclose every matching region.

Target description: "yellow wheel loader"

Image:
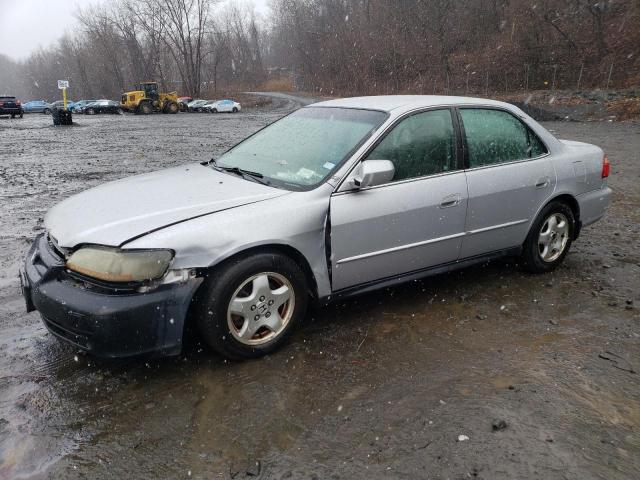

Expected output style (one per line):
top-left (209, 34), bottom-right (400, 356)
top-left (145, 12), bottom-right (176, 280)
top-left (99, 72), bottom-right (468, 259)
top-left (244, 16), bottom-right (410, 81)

top-left (120, 82), bottom-right (179, 114)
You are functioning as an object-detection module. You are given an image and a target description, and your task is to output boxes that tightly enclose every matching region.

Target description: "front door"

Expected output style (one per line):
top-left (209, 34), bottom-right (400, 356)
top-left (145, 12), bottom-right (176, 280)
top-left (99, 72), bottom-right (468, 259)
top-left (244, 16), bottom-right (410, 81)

top-left (329, 108), bottom-right (468, 291)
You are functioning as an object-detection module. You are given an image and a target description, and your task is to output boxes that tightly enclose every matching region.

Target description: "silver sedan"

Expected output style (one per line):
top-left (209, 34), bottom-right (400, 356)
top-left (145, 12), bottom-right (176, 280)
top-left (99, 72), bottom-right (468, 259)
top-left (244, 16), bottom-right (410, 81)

top-left (21, 96), bottom-right (612, 359)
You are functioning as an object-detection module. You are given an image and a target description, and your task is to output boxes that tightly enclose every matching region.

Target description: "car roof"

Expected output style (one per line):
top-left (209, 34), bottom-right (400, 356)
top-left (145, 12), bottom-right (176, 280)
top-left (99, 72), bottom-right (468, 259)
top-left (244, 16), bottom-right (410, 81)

top-left (309, 95), bottom-right (511, 114)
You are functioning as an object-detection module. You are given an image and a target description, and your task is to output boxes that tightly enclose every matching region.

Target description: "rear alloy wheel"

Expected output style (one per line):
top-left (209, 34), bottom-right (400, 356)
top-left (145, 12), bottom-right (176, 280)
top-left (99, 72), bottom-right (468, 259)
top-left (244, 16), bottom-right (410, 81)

top-left (232, 107), bottom-right (238, 113)
top-left (522, 201), bottom-right (574, 273)
top-left (195, 252), bottom-right (308, 359)
top-left (43, 108), bottom-right (51, 115)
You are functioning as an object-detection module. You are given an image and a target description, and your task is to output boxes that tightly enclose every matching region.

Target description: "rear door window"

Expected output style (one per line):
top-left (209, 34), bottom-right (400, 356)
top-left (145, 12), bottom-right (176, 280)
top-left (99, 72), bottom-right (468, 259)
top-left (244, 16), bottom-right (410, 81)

top-left (460, 108), bottom-right (547, 167)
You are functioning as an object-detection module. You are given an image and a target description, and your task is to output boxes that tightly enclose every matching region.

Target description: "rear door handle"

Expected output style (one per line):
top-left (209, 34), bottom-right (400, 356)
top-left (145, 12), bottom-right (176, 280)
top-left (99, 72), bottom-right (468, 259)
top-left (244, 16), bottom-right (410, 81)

top-left (535, 177), bottom-right (550, 189)
top-left (440, 194), bottom-right (461, 208)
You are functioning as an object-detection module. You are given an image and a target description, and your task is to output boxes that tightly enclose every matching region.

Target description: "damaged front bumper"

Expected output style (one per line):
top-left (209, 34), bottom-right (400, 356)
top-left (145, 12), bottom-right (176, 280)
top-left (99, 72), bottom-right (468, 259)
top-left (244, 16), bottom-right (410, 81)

top-left (21, 233), bottom-right (202, 358)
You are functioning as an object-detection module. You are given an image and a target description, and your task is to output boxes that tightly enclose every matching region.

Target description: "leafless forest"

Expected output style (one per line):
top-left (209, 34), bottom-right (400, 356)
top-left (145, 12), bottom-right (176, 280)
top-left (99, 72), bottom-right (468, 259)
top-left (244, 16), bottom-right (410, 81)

top-left (0, 0), bottom-right (638, 101)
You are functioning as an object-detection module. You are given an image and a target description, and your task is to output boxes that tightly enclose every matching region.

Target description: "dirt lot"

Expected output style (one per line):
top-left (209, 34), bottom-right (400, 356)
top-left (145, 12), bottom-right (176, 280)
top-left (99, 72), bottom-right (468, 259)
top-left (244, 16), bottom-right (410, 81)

top-left (0, 95), bottom-right (638, 480)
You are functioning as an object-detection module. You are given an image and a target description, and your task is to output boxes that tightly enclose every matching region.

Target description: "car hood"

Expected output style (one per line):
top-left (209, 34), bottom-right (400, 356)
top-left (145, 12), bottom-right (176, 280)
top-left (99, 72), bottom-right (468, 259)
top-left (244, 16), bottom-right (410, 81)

top-left (46, 163), bottom-right (288, 248)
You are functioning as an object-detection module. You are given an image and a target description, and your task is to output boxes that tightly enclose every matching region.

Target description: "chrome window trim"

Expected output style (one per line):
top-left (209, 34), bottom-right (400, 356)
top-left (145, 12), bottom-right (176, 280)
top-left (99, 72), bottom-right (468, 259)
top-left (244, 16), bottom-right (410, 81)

top-left (332, 167), bottom-right (465, 196)
top-left (463, 151), bottom-right (551, 173)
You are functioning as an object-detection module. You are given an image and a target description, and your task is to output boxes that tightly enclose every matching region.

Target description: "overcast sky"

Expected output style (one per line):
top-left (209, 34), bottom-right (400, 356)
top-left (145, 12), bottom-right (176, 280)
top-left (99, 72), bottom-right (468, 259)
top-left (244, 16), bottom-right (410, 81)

top-left (0, 0), bottom-right (270, 60)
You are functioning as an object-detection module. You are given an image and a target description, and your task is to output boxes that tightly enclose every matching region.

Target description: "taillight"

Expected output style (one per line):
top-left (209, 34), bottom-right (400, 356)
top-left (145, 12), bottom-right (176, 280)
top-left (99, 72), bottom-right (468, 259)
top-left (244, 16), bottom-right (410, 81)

top-left (601, 154), bottom-right (610, 178)
top-left (0, 102), bottom-right (3, 107)
top-left (16, 100), bottom-right (21, 105)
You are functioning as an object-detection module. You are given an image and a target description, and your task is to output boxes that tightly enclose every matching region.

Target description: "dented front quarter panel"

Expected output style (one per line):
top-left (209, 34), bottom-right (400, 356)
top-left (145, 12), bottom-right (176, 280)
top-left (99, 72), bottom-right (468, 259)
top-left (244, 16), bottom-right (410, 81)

top-left (123, 183), bottom-right (334, 298)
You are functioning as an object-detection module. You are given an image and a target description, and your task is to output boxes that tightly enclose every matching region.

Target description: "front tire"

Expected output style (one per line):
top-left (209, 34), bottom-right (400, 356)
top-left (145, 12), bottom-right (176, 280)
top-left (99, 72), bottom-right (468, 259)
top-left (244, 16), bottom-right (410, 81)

top-left (522, 201), bottom-right (574, 273)
top-left (137, 102), bottom-right (153, 115)
top-left (194, 252), bottom-right (309, 359)
top-left (163, 101), bottom-right (179, 114)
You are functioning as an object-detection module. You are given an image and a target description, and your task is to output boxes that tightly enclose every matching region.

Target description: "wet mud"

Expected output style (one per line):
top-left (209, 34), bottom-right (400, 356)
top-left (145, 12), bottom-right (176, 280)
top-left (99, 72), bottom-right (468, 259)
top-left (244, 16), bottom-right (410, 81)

top-left (0, 96), bottom-right (638, 479)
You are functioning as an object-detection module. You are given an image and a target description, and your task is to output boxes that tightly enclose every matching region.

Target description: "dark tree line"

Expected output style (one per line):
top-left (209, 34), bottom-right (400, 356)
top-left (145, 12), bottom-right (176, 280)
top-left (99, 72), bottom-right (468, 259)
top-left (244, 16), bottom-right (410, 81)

top-left (1, 0), bottom-right (266, 101)
top-left (267, 0), bottom-right (639, 95)
top-left (0, 0), bottom-right (638, 101)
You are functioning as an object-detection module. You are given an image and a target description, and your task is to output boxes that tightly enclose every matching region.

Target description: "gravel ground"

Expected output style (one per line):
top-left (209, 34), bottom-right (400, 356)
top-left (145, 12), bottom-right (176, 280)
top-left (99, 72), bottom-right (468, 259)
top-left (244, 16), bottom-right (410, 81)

top-left (0, 96), bottom-right (638, 480)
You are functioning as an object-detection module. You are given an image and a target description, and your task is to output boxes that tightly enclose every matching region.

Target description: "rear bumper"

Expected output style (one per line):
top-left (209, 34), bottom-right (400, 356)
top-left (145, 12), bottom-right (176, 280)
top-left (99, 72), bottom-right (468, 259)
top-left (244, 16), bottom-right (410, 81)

top-left (0, 107), bottom-right (22, 115)
top-left (21, 233), bottom-right (202, 358)
top-left (577, 186), bottom-right (612, 228)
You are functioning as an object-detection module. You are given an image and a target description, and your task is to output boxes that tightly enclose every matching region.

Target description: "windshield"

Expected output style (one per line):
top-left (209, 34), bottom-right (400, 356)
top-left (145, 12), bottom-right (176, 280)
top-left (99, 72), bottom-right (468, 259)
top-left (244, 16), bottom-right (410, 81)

top-left (215, 107), bottom-right (387, 189)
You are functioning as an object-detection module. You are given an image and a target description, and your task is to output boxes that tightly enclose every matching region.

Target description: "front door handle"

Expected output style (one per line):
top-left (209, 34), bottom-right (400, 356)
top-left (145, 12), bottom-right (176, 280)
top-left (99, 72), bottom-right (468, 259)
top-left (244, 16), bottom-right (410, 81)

top-left (535, 177), bottom-right (550, 189)
top-left (440, 194), bottom-right (461, 208)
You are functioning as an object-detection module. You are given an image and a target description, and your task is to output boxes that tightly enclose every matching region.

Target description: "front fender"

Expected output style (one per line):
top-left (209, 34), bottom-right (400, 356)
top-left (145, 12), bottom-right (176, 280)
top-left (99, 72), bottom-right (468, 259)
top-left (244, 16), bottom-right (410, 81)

top-left (124, 185), bottom-right (334, 298)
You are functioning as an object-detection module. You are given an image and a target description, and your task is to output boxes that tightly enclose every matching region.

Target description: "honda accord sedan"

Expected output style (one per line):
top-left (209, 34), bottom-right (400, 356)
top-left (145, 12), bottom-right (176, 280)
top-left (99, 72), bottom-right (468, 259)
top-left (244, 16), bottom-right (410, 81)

top-left (21, 96), bottom-right (611, 359)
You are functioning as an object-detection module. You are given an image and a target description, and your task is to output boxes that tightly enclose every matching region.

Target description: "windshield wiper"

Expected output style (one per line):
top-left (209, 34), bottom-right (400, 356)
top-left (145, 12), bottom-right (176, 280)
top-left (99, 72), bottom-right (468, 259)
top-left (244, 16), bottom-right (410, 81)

top-left (209, 159), bottom-right (269, 185)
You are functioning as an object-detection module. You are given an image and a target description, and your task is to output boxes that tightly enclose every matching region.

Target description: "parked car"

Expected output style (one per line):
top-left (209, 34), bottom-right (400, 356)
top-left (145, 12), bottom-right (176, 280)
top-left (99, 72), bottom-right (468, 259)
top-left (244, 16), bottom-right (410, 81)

top-left (21, 96), bottom-right (611, 360)
top-left (0, 96), bottom-right (23, 118)
top-left (178, 96), bottom-right (193, 111)
top-left (50, 100), bottom-right (76, 110)
top-left (83, 100), bottom-right (124, 115)
top-left (187, 99), bottom-right (209, 112)
top-left (70, 100), bottom-right (97, 113)
top-left (22, 100), bottom-right (51, 114)
top-left (204, 99), bottom-right (241, 113)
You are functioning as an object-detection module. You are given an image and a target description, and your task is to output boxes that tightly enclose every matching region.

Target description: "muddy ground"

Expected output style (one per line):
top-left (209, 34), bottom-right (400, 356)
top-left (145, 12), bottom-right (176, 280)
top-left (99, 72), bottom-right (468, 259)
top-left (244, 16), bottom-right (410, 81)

top-left (0, 94), bottom-right (638, 480)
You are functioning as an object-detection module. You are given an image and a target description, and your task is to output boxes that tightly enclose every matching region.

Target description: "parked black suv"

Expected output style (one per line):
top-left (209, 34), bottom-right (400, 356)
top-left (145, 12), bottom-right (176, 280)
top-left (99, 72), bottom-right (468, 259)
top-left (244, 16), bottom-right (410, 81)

top-left (0, 96), bottom-right (23, 118)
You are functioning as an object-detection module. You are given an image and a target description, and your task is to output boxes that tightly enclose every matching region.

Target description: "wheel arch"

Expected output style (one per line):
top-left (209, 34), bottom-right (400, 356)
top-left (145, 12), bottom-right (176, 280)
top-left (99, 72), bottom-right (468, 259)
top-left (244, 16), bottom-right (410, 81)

top-left (531, 193), bottom-right (581, 241)
top-left (197, 243), bottom-right (320, 300)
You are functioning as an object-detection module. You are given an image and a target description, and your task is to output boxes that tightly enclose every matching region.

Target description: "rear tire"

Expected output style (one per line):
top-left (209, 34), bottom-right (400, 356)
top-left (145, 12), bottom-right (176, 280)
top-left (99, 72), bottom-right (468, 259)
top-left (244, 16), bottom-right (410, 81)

top-left (232, 107), bottom-right (238, 113)
top-left (43, 108), bottom-right (51, 115)
top-left (521, 201), bottom-right (575, 273)
top-left (194, 252), bottom-right (309, 360)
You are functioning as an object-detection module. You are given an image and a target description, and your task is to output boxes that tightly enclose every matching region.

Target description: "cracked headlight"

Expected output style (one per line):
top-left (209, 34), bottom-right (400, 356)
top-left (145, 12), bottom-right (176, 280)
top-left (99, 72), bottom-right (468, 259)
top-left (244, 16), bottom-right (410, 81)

top-left (66, 247), bottom-right (173, 283)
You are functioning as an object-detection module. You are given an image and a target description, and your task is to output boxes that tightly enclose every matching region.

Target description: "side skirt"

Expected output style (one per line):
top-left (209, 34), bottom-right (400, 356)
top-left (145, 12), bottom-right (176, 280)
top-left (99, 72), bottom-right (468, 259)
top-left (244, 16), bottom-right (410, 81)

top-left (321, 247), bottom-right (522, 303)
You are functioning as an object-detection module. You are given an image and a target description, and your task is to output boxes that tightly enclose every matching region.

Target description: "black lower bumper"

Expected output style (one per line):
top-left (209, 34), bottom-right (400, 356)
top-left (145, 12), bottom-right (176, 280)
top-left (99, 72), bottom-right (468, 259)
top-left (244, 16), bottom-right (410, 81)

top-left (0, 107), bottom-right (22, 115)
top-left (22, 234), bottom-right (202, 358)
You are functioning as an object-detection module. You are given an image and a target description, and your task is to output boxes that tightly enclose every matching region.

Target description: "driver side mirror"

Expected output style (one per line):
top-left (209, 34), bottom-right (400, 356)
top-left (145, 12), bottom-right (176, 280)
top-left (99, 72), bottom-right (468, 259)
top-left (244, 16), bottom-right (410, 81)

top-left (352, 160), bottom-right (395, 189)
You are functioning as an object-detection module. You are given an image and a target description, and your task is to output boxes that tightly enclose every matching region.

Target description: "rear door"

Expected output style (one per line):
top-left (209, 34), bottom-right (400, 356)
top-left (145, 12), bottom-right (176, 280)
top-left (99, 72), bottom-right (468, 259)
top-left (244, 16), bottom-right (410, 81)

top-left (330, 108), bottom-right (468, 291)
top-left (458, 107), bottom-right (556, 258)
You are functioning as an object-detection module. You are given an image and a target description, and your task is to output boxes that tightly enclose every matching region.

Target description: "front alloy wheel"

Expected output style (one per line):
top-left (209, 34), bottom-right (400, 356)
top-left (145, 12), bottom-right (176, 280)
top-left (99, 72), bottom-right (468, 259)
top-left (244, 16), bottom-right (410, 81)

top-left (227, 272), bottom-right (295, 346)
top-left (195, 252), bottom-right (308, 359)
